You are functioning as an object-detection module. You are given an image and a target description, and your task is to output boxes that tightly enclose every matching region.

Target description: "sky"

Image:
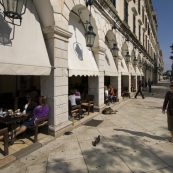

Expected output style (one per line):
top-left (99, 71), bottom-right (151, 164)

top-left (152, 0), bottom-right (173, 72)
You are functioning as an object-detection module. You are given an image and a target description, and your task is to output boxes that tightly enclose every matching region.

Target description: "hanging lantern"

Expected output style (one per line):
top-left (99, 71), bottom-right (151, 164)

top-left (133, 56), bottom-right (138, 66)
top-left (139, 60), bottom-right (142, 68)
top-left (0, 0), bottom-right (27, 25)
top-left (125, 51), bottom-right (131, 62)
top-left (111, 43), bottom-right (119, 57)
top-left (85, 25), bottom-right (96, 47)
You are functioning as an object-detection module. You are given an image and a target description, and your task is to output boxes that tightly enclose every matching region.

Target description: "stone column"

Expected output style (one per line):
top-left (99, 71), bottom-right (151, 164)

top-left (88, 46), bottom-right (105, 111)
top-left (115, 57), bottom-right (122, 101)
top-left (41, 26), bottom-right (72, 136)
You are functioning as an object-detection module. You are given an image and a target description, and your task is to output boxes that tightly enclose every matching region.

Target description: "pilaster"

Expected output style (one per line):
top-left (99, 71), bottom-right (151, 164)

top-left (41, 26), bottom-right (72, 136)
top-left (89, 46), bottom-right (106, 111)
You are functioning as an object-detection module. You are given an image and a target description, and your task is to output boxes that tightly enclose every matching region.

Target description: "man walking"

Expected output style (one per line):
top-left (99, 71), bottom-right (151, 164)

top-left (135, 80), bottom-right (145, 99)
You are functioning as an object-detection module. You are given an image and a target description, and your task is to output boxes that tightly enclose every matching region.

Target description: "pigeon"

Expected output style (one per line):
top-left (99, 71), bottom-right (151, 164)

top-left (92, 135), bottom-right (100, 147)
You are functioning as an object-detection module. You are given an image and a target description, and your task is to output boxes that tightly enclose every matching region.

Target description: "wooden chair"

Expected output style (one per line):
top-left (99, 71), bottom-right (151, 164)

top-left (0, 128), bottom-right (9, 156)
top-left (33, 116), bottom-right (49, 143)
top-left (80, 94), bottom-right (94, 115)
top-left (24, 116), bottom-right (49, 143)
top-left (68, 100), bottom-right (80, 117)
top-left (122, 87), bottom-right (130, 98)
top-left (112, 89), bottom-right (117, 102)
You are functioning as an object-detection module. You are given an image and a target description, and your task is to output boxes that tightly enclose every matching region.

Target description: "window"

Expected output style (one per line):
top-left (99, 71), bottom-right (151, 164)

top-left (138, 0), bottom-right (140, 14)
top-left (142, 6), bottom-right (144, 23)
top-left (148, 40), bottom-right (149, 52)
top-left (133, 14), bottom-right (136, 34)
top-left (145, 16), bottom-right (147, 30)
top-left (143, 32), bottom-right (145, 46)
top-left (110, 0), bottom-right (116, 7)
top-left (146, 36), bottom-right (147, 50)
top-left (124, 0), bottom-right (128, 23)
top-left (148, 24), bottom-right (150, 36)
top-left (139, 25), bottom-right (141, 41)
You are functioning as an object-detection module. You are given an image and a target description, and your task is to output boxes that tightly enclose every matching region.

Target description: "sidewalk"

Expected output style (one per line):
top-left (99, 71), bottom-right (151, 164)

top-left (1, 80), bottom-right (173, 173)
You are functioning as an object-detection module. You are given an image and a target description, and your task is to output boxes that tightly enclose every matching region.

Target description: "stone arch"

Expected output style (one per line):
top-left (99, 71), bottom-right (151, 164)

top-left (121, 42), bottom-right (129, 58)
top-left (104, 30), bottom-right (118, 50)
top-left (68, 4), bottom-right (99, 48)
top-left (33, 0), bottom-right (54, 28)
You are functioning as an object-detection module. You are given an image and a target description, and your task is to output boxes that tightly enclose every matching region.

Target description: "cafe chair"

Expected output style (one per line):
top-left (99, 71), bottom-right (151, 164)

top-left (68, 100), bottom-right (80, 117)
top-left (0, 128), bottom-right (9, 156)
top-left (23, 116), bottom-right (49, 143)
top-left (80, 94), bottom-right (94, 115)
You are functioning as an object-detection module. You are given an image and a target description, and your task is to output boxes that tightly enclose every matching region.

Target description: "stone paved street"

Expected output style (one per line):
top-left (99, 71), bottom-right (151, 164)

top-left (1, 80), bottom-right (173, 173)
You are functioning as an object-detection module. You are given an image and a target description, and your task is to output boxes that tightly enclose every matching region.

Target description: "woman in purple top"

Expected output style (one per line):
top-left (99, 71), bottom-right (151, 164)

top-left (10, 96), bottom-right (49, 138)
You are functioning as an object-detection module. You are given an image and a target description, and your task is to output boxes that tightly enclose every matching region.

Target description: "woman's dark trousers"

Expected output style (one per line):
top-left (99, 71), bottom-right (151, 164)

top-left (135, 89), bottom-right (144, 98)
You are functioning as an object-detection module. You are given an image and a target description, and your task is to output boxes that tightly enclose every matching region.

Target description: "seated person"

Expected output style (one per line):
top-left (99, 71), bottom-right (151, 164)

top-left (0, 94), bottom-right (37, 141)
top-left (69, 90), bottom-right (82, 118)
top-left (108, 85), bottom-right (115, 103)
top-left (9, 96), bottom-right (49, 139)
top-left (74, 89), bottom-right (81, 105)
top-left (17, 93), bottom-right (37, 121)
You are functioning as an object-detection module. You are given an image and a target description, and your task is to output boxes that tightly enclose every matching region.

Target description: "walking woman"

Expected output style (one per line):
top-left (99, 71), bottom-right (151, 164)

top-left (135, 80), bottom-right (145, 99)
top-left (162, 81), bottom-right (173, 143)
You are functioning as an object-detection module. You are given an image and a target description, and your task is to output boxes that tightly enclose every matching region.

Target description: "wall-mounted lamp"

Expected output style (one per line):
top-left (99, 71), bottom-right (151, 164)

top-left (125, 52), bottom-right (131, 63)
top-left (78, 0), bottom-right (96, 47)
top-left (139, 60), bottom-right (142, 68)
top-left (0, 0), bottom-right (27, 26)
top-left (111, 43), bottom-right (119, 57)
top-left (133, 56), bottom-right (138, 66)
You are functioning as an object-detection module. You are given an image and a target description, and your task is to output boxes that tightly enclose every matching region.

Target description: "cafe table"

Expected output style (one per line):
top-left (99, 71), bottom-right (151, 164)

top-left (0, 114), bottom-right (28, 145)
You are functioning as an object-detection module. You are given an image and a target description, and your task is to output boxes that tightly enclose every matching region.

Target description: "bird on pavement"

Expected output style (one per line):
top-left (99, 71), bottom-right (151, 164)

top-left (92, 135), bottom-right (100, 147)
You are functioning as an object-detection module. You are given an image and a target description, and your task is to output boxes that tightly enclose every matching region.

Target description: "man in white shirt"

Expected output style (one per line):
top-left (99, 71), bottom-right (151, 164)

top-left (69, 90), bottom-right (83, 118)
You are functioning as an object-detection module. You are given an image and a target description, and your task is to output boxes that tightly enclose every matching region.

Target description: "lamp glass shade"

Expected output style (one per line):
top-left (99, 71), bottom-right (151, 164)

top-left (85, 25), bottom-right (96, 47)
top-left (2, 0), bottom-right (27, 19)
top-left (111, 43), bottom-right (119, 57)
top-left (125, 52), bottom-right (131, 62)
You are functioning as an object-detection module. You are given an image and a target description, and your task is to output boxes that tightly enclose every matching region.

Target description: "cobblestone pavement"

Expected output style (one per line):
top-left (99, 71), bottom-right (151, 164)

top-left (1, 80), bottom-right (173, 173)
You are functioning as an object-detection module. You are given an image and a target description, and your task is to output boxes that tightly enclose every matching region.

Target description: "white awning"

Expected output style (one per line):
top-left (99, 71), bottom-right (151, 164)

top-left (68, 13), bottom-right (99, 77)
top-left (0, 1), bottom-right (51, 75)
top-left (129, 64), bottom-right (136, 76)
top-left (140, 70), bottom-right (144, 76)
top-left (104, 42), bottom-right (118, 76)
top-left (135, 67), bottom-right (141, 76)
top-left (121, 58), bottom-right (129, 76)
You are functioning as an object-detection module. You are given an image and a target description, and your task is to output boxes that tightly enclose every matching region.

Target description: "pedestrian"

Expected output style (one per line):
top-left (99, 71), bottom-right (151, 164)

top-left (148, 78), bottom-right (152, 93)
top-left (135, 80), bottom-right (145, 99)
top-left (162, 81), bottom-right (173, 143)
top-left (131, 82), bottom-right (134, 92)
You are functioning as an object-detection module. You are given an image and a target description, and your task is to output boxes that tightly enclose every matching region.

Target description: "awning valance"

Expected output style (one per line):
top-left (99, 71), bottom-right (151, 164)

top-left (0, 1), bottom-right (51, 75)
top-left (104, 42), bottom-right (118, 76)
top-left (68, 13), bottom-right (99, 77)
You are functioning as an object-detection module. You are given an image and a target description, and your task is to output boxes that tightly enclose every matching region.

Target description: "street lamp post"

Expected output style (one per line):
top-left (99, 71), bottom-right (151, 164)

top-left (125, 52), bottom-right (131, 63)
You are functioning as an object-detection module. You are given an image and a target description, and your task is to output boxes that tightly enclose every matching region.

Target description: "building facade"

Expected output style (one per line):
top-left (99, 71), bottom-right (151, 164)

top-left (0, 0), bottom-right (164, 136)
